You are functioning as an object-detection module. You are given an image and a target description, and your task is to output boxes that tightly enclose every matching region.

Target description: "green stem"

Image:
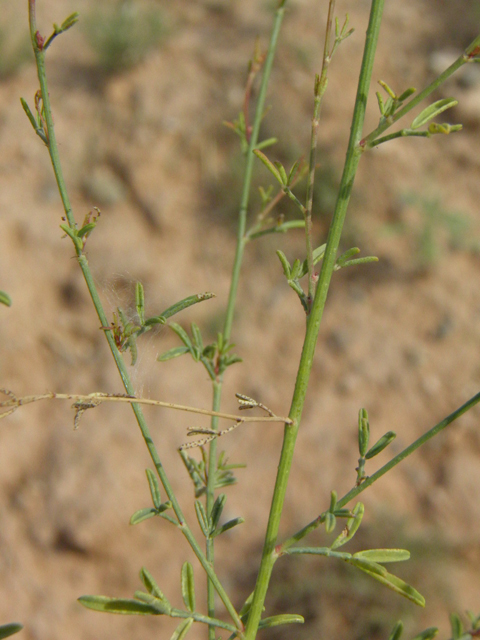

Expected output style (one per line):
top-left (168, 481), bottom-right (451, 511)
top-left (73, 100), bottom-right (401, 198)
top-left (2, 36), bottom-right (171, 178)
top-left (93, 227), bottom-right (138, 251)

top-left (244, 1), bottom-right (385, 637)
top-left (304, 0), bottom-right (335, 304)
top-left (370, 129), bottom-right (429, 146)
top-left (203, 2), bottom-right (289, 635)
top-left (206, 381), bottom-right (221, 640)
top-left (222, 0), bottom-right (287, 343)
top-left (362, 32), bottom-right (480, 148)
top-left (279, 389), bottom-right (480, 552)
top-left (28, 2), bottom-right (242, 632)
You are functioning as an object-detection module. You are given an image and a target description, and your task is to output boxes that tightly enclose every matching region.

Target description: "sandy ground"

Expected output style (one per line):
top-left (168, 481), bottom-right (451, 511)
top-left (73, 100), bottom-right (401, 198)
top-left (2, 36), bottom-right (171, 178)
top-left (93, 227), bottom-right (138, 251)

top-left (1, 1), bottom-right (480, 639)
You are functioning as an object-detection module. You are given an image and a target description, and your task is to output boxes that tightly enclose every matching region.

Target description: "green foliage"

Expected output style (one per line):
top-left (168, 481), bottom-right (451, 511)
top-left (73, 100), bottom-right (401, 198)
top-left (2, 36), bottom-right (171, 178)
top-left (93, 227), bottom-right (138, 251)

top-left (10, 1), bottom-right (480, 639)
top-left (83, 0), bottom-right (168, 74)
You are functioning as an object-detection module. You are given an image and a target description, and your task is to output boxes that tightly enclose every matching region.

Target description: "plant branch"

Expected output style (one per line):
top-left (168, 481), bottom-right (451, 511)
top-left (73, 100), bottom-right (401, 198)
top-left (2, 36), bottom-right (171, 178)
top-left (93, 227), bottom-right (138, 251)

top-left (278, 389), bottom-right (480, 552)
top-left (362, 32), bottom-right (480, 148)
top-left (26, 2), bottom-right (242, 630)
top-left (244, 1), bottom-right (386, 637)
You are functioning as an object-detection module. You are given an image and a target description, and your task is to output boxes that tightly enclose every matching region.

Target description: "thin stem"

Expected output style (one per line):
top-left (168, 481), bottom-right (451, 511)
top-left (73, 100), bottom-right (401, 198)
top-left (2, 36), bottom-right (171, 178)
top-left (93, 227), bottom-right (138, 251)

top-left (362, 32), bottom-right (480, 148)
top-left (202, 2), bottom-right (289, 635)
top-left (244, 1), bottom-right (385, 637)
top-left (222, 0), bottom-right (287, 343)
top-left (206, 381), bottom-right (222, 640)
top-left (370, 129), bottom-right (429, 146)
top-left (279, 389), bottom-right (480, 552)
top-left (304, 0), bottom-right (335, 304)
top-left (27, 3), bottom-right (242, 631)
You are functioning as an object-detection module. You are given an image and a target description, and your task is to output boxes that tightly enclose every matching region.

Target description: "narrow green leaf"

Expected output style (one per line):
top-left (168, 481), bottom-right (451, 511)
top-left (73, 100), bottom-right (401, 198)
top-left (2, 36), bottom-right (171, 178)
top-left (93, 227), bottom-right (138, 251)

top-left (181, 562), bottom-right (195, 612)
top-left (358, 408), bottom-right (370, 457)
top-left (299, 243), bottom-right (327, 278)
top-left (287, 158), bottom-right (301, 185)
top-left (274, 161), bottom-right (288, 185)
top-left (253, 149), bottom-right (284, 185)
top-left (134, 590), bottom-right (172, 614)
top-left (256, 137), bottom-right (278, 150)
top-left (365, 431), bottom-right (396, 459)
top-left (450, 613), bottom-right (463, 640)
top-left (223, 354), bottom-right (242, 367)
top-left (210, 493), bottom-right (227, 530)
top-left (146, 468), bottom-right (161, 509)
top-left (258, 614), bottom-right (304, 628)
top-left (353, 549), bottom-right (410, 563)
top-left (169, 323), bottom-right (193, 350)
top-left (130, 508), bottom-right (158, 525)
top-left (126, 334), bottom-right (138, 366)
top-left (157, 346), bottom-right (190, 362)
top-left (0, 624), bottom-right (23, 639)
top-left (412, 628), bottom-right (439, 640)
top-left (388, 621), bottom-right (404, 640)
top-left (0, 291), bottom-right (12, 307)
top-left (140, 567), bottom-right (168, 602)
top-left (411, 98), bottom-right (458, 130)
top-left (349, 561), bottom-right (425, 607)
top-left (170, 618), bottom-right (194, 640)
top-left (136, 282), bottom-right (145, 325)
top-left (78, 595), bottom-right (166, 615)
top-left (331, 502), bottom-right (364, 549)
top-left (290, 258), bottom-right (302, 280)
top-left (376, 91), bottom-right (385, 115)
top-left (77, 222), bottom-right (97, 238)
top-left (325, 512), bottom-right (336, 533)
top-left (194, 500), bottom-right (209, 537)
top-left (211, 517), bottom-right (244, 538)
top-left (336, 247), bottom-right (360, 266)
top-left (397, 87), bottom-right (416, 102)
top-left (159, 293), bottom-right (215, 321)
top-left (329, 490), bottom-right (338, 512)
top-left (190, 323), bottom-right (204, 353)
top-left (144, 315), bottom-right (167, 326)
top-left (20, 97), bottom-right (37, 128)
top-left (337, 256), bottom-right (379, 269)
top-left (276, 250), bottom-right (291, 278)
top-left (347, 557), bottom-right (388, 576)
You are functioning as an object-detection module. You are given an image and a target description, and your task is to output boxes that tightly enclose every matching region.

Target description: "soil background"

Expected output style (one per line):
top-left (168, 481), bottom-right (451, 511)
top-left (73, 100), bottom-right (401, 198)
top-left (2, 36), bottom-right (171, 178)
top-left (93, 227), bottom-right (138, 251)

top-left (1, 1), bottom-right (480, 639)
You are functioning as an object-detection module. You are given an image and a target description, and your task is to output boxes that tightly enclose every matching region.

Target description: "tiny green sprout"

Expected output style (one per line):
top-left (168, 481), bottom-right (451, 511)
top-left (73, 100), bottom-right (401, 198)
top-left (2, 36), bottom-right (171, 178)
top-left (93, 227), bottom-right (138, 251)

top-left (44, 13), bottom-right (80, 51)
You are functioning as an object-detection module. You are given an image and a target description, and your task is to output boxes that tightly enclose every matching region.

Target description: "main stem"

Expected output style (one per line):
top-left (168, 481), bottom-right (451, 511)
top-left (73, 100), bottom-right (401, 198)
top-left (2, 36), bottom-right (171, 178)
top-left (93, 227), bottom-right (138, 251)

top-left (28, 1), bottom-right (241, 631)
top-left (244, 1), bottom-right (385, 637)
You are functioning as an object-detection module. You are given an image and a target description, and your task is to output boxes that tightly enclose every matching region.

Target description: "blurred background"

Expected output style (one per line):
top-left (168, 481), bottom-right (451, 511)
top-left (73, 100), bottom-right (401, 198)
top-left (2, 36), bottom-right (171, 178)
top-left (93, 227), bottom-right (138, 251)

top-left (1, 0), bottom-right (480, 638)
